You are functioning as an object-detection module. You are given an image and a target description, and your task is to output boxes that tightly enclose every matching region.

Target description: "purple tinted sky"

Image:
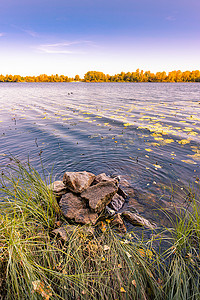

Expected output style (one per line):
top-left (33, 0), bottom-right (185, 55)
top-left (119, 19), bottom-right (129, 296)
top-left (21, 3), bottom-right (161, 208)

top-left (0, 0), bottom-right (200, 76)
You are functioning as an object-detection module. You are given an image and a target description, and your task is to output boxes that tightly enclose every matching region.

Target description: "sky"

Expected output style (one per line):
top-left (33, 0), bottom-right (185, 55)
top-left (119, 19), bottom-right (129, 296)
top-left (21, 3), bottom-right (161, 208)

top-left (0, 0), bottom-right (200, 77)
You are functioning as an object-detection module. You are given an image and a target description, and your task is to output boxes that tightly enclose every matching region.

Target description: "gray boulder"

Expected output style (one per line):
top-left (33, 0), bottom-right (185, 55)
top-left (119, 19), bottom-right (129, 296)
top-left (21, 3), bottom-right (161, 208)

top-left (63, 171), bottom-right (95, 193)
top-left (81, 181), bottom-right (118, 213)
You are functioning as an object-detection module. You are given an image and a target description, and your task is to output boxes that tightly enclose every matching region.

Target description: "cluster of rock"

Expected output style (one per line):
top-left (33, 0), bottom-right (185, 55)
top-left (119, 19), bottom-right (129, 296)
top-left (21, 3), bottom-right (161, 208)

top-left (49, 171), bottom-right (156, 238)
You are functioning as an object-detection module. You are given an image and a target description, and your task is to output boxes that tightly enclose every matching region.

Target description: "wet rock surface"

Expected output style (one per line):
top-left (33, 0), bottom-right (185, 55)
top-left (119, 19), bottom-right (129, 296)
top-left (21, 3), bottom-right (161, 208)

top-left (81, 181), bottom-right (118, 213)
top-left (63, 171), bottom-right (95, 193)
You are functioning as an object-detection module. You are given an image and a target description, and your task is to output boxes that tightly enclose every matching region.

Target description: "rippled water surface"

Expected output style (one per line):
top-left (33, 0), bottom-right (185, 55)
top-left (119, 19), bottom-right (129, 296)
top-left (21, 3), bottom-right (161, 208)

top-left (0, 82), bottom-right (200, 226)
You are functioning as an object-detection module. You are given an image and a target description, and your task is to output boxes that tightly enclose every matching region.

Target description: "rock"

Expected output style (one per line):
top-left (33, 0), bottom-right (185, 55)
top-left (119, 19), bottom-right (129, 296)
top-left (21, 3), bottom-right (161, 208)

top-left (117, 186), bottom-right (128, 199)
top-left (110, 214), bottom-right (127, 234)
top-left (104, 206), bottom-right (116, 217)
top-left (118, 178), bottom-right (130, 187)
top-left (52, 225), bottom-right (95, 241)
top-left (81, 181), bottom-right (118, 213)
top-left (93, 173), bottom-right (118, 185)
top-left (48, 181), bottom-right (68, 197)
top-left (121, 211), bottom-right (156, 230)
top-left (63, 171), bottom-right (95, 193)
top-left (60, 193), bottom-right (98, 225)
top-left (109, 193), bottom-right (125, 211)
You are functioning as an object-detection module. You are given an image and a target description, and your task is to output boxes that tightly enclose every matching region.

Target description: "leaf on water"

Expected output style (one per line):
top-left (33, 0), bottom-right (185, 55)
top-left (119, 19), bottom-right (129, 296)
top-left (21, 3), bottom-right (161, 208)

top-left (187, 153), bottom-right (200, 161)
top-left (164, 139), bottom-right (174, 143)
top-left (120, 287), bottom-right (126, 293)
top-left (124, 122), bottom-right (134, 126)
top-left (178, 139), bottom-right (190, 145)
top-left (181, 159), bottom-right (197, 165)
top-left (154, 137), bottom-right (164, 141)
top-left (153, 164), bottom-right (162, 169)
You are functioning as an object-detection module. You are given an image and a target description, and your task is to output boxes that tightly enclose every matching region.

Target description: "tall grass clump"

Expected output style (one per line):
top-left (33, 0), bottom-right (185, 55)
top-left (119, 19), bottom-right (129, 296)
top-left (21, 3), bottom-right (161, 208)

top-left (160, 185), bottom-right (200, 300)
top-left (0, 160), bottom-right (199, 299)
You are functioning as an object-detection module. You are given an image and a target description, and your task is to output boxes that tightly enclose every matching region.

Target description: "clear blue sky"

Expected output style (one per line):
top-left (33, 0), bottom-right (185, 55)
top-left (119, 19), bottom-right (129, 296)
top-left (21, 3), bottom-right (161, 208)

top-left (0, 0), bottom-right (200, 77)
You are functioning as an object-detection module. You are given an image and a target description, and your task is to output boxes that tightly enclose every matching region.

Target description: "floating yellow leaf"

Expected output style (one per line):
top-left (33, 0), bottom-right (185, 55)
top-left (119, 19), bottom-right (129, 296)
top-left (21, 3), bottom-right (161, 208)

top-left (120, 287), bottom-right (126, 293)
top-left (164, 139), bottom-right (174, 143)
top-left (145, 148), bottom-right (152, 152)
top-left (178, 139), bottom-right (190, 145)
top-left (154, 137), bottom-right (164, 141)
top-left (153, 164), bottom-right (162, 169)
top-left (181, 159), bottom-right (197, 165)
top-left (124, 122), bottom-right (134, 126)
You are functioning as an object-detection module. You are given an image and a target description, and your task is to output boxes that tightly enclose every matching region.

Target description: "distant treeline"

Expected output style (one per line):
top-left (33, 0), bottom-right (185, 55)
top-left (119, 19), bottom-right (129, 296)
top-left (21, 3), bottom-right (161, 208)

top-left (1, 69), bottom-right (200, 82)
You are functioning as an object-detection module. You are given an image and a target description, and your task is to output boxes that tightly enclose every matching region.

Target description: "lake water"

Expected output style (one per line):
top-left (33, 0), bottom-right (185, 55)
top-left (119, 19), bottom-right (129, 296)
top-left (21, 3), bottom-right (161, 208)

top-left (0, 82), bottom-right (200, 227)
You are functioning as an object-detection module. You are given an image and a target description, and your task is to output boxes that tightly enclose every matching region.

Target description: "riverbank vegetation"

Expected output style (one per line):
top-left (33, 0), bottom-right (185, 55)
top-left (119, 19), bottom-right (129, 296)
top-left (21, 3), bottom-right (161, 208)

top-left (0, 69), bottom-right (200, 83)
top-left (0, 161), bottom-right (200, 299)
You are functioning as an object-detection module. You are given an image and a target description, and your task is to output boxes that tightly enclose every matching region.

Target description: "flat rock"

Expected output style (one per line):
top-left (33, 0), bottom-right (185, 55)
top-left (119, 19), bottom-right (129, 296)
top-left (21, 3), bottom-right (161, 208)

top-left (110, 214), bottom-right (127, 234)
top-left (121, 211), bottom-right (156, 230)
top-left (81, 181), bottom-right (118, 213)
top-left (60, 193), bottom-right (98, 225)
top-left (52, 225), bottom-right (94, 241)
top-left (93, 173), bottom-right (118, 185)
top-left (109, 193), bottom-right (125, 211)
top-left (48, 181), bottom-right (68, 197)
top-left (63, 171), bottom-right (95, 193)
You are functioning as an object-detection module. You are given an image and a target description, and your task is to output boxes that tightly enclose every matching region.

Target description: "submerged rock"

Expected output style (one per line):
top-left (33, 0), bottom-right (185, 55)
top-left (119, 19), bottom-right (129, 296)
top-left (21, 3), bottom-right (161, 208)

top-left (48, 181), bottom-right (68, 198)
top-left (81, 181), bottom-right (118, 213)
top-left (121, 211), bottom-right (156, 230)
top-left (109, 193), bottom-right (125, 211)
top-left (63, 171), bottom-right (95, 193)
top-left (60, 193), bottom-right (98, 225)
